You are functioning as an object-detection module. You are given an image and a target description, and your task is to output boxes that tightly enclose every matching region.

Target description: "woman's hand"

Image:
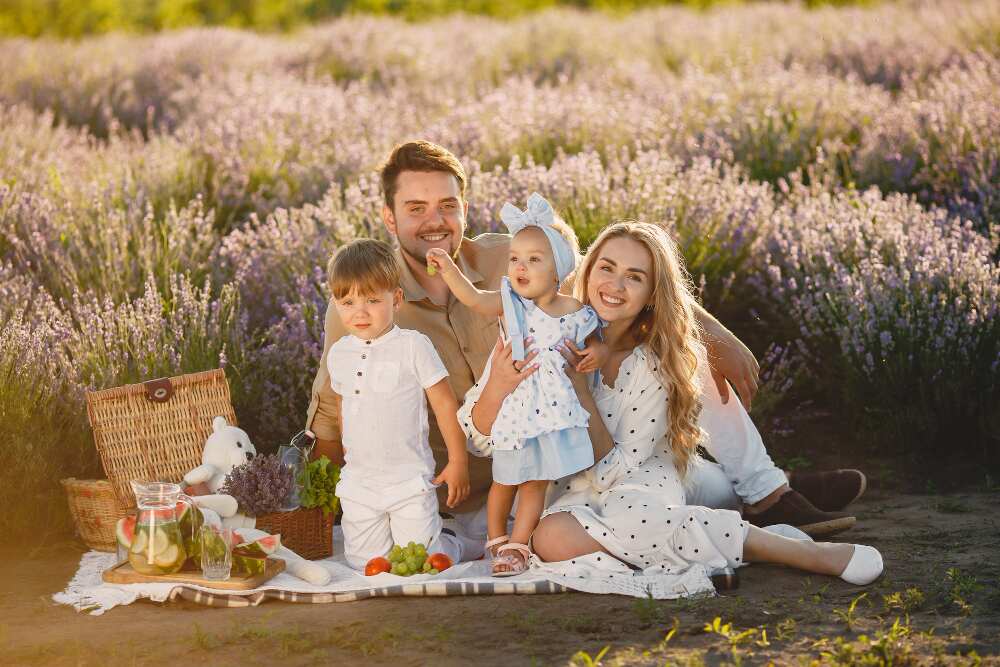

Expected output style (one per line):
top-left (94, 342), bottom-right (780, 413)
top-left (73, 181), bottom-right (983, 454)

top-left (486, 336), bottom-right (539, 397)
top-left (471, 337), bottom-right (539, 436)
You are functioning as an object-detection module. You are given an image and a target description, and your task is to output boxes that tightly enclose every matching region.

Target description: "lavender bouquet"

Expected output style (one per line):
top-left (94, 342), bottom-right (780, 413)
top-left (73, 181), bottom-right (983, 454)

top-left (221, 454), bottom-right (294, 516)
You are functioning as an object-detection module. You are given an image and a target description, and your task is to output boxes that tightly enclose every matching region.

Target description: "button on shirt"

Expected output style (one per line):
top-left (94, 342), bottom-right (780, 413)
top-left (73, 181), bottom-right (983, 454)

top-left (327, 326), bottom-right (449, 506)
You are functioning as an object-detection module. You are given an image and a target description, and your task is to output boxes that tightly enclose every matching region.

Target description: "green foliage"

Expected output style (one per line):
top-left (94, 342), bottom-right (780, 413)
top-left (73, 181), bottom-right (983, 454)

top-left (819, 617), bottom-right (913, 666)
top-left (942, 568), bottom-right (981, 616)
top-left (298, 455), bottom-right (341, 516)
top-left (832, 592), bottom-right (869, 631)
top-left (569, 645), bottom-right (610, 667)
top-left (883, 588), bottom-right (927, 615)
top-left (0, 314), bottom-right (95, 539)
top-left (0, 0), bottom-right (880, 37)
top-left (703, 617), bottom-right (769, 667)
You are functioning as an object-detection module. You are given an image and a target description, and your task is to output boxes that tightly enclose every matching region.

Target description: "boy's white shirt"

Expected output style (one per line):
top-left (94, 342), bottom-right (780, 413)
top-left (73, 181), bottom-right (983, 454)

top-left (327, 325), bottom-right (449, 507)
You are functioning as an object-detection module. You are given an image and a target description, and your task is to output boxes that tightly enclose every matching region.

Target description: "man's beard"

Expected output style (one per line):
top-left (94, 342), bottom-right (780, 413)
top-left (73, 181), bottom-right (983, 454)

top-left (398, 231), bottom-right (463, 265)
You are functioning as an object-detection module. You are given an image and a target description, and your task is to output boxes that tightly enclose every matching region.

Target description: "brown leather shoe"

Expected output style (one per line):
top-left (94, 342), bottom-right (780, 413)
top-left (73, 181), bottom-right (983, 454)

top-left (746, 489), bottom-right (856, 537)
top-left (788, 469), bottom-right (867, 512)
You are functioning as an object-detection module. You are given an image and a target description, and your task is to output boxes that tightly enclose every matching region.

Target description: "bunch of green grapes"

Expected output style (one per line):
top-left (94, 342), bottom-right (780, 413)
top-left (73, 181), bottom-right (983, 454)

top-left (387, 542), bottom-right (440, 576)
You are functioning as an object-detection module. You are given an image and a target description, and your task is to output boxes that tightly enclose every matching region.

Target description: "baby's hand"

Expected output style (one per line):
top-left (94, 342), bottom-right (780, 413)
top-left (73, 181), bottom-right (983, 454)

top-left (425, 248), bottom-right (458, 278)
top-left (575, 339), bottom-right (609, 374)
top-left (432, 460), bottom-right (470, 508)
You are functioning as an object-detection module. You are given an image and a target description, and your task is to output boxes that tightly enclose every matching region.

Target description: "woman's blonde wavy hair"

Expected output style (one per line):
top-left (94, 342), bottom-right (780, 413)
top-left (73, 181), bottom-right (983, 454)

top-left (574, 222), bottom-right (705, 477)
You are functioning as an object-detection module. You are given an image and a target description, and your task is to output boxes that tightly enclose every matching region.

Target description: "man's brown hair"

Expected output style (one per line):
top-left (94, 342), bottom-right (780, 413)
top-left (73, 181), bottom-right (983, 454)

top-left (327, 238), bottom-right (400, 300)
top-left (379, 140), bottom-right (467, 210)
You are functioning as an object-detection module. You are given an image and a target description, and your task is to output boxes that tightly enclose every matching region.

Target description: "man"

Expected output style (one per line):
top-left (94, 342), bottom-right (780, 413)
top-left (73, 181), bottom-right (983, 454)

top-left (307, 140), bottom-right (865, 557)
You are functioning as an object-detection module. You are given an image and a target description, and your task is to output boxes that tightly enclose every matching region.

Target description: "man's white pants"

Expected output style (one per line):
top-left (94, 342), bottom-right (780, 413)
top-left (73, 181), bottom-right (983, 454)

top-left (341, 490), bottom-right (466, 569)
top-left (687, 370), bottom-right (789, 509)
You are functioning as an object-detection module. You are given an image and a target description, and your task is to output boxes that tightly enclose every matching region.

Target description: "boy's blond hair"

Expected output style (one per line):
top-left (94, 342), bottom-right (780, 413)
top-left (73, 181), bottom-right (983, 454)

top-left (327, 238), bottom-right (400, 300)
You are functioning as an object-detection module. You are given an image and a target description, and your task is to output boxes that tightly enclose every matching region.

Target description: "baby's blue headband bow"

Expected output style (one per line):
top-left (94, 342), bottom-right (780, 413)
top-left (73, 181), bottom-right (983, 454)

top-left (499, 193), bottom-right (576, 362)
top-left (499, 193), bottom-right (575, 283)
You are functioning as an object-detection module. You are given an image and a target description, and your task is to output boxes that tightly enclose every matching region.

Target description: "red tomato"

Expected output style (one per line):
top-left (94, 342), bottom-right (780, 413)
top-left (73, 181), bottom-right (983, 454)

top-left (428, 552), bottom-right (452, 572)
top-left (364, 556), bottom-right (392, 576)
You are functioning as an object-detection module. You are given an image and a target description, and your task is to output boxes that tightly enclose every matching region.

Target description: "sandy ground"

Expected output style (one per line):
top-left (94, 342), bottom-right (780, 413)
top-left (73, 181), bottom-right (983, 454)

top-left (3, 489), bottom-right (999, 666)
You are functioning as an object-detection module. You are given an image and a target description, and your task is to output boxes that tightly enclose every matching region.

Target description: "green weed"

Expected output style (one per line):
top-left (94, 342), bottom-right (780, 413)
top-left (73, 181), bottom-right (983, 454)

top-left (943, 568), bottom-right (981, 615)
top-left (189, 623), bottom-right (218, 650)
top-left (883, 588), bottom-right (926, 615)
top-left (819, 617), bottom-right (913, 666)
top-left (933, 497), bottom-right (972, 514)
top-left (632, 592), bottom-right (664, 627)
top-left (832, 592), bottom-right (869, 631)
top-left (570, 644), bottom-right (610, 667)
top-left (774, 617), bottom-right (798, 642)
top-left (703, 617), bottom-right (769, 667)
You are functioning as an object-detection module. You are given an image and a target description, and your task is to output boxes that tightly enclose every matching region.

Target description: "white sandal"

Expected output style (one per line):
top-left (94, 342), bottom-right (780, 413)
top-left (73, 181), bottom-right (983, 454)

top-left (492, 542), bottom-right (531, 578)
top-left (485, 535), bottom-right (509, 558)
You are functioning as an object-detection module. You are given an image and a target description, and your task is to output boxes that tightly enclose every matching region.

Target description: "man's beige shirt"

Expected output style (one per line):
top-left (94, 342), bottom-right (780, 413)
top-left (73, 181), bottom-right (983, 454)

top-left (307, 233), bottom-right (510, 513)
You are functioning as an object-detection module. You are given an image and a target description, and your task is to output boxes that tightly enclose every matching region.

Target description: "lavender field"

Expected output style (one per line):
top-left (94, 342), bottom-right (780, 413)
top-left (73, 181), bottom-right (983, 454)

top-left (1, 0), bottom-right (999, 538)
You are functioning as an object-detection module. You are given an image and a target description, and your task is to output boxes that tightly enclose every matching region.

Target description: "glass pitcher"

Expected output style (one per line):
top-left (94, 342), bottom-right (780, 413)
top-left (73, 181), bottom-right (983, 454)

top-left (128, 481), bottom-right (196, 575)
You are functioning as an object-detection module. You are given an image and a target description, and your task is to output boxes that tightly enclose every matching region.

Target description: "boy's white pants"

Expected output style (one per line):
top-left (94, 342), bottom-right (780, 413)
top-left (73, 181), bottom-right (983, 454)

top-left (341, 490), bottom-right (466, 569)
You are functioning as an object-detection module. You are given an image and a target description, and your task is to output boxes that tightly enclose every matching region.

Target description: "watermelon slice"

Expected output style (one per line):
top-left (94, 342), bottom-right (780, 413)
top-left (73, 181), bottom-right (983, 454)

top-left (232, 550), bottom-right (267, 577)
top-left (236, 534), bottom-right (281, 557)
top-left (116, 515), bottom-right (137, 549)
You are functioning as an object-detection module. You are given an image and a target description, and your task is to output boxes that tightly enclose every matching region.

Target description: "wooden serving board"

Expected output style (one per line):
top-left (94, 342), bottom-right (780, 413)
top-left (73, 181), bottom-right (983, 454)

top-left (103, 558), bottom-right (285, 590)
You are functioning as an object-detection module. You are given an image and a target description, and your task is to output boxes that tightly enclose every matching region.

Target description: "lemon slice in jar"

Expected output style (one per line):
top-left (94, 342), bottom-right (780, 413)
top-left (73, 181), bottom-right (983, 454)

top-left (154, 544), bottom-right (180, 569)
top-left (148, 528), bottom-right (169, 556)
top-left (130, 528), bottom-right (149, 554)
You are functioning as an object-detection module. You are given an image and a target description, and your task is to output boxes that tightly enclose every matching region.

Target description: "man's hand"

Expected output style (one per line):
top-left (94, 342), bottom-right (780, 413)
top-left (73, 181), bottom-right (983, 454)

top-left (704, 324), bottom-right (759, 411)
top-left (433, 460), bottom-right (470, 508)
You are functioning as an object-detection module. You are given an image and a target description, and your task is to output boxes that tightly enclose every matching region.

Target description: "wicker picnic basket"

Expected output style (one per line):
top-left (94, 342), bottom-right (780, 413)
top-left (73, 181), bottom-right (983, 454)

top-left (255, 507), bottom-right (335, 560)
top-left (60, 478), bottom-right (130, 552)
top-left (85, 369), bottom-right (238, 509)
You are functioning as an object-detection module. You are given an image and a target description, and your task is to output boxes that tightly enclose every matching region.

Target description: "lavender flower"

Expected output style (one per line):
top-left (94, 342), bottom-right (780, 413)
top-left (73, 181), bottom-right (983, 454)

top-left (221, 453), bottom-right (294, 517)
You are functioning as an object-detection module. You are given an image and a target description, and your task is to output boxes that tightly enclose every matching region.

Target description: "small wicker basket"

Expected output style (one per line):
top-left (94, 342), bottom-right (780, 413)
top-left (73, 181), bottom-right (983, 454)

top-left (61, 478), bottom-right (131, 552)
top-left (255, 507), bottom-right (335, 560)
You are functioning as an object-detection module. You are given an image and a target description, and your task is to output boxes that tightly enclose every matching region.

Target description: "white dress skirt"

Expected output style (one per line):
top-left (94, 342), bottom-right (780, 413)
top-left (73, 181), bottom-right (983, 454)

top-left (487, 296), bottom-right (600, 486)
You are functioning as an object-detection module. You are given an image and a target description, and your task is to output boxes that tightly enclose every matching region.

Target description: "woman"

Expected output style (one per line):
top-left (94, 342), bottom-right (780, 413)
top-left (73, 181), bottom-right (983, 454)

top-left (458, 222), bottom-right (882, 595)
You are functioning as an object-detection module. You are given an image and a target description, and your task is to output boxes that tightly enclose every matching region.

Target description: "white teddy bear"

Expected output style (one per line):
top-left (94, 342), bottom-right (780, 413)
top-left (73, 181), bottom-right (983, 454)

top-left (184, 416), bottom-right (257, 529)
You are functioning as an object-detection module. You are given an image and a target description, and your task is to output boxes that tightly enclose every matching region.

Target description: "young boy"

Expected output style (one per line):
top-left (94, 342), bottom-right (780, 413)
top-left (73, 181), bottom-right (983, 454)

top-left (326, 238), bottom-right (471, 569)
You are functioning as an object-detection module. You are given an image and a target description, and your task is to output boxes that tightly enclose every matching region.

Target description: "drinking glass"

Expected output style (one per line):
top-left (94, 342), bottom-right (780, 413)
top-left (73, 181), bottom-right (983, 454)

top-left (200, 525), bottom-right (233, 581)
top-left (278, 445), bottom-right (306, 511)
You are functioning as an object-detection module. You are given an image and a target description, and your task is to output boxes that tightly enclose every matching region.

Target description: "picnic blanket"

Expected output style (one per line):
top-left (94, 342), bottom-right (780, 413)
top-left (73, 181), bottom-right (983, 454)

top-left (54, 528), bottom-right (718, 614)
